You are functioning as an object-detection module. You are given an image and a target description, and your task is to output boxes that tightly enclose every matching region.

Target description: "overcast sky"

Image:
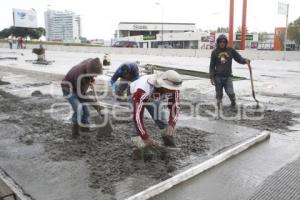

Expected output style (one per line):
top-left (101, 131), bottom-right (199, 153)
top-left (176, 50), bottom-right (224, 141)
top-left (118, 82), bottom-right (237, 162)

top-left (0, 0), bottom-right (299, 40)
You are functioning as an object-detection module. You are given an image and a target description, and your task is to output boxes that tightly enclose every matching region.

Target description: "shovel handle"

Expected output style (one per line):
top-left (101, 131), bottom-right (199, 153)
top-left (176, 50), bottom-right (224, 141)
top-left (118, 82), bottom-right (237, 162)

top-left (247, 63), bottom-right (259, 104)
top-left (90, 84), bottom-right (98, 101)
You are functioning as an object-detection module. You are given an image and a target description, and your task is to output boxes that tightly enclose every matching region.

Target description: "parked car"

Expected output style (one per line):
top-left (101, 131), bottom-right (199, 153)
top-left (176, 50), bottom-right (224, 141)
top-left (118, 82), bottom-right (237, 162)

top-left (113, 41), bottom-right (138, 48)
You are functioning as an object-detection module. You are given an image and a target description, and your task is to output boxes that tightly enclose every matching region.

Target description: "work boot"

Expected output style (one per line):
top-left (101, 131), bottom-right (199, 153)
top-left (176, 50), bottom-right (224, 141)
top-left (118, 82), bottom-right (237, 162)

top-left (162, 135), bottom-right (176, 147)
top-left (231, 101), bottom-right (236, 107)
top-left (216, 100), bottom-right (222, 119)
top-left (72, 123), bottom-right (80, 138)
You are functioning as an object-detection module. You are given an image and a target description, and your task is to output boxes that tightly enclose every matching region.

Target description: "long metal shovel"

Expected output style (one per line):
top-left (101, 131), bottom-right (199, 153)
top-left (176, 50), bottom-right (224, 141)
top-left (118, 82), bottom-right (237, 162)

top-left (91, 85), bottom-right (113, 137)
top-left (247, 63), bottom-right (260, 108)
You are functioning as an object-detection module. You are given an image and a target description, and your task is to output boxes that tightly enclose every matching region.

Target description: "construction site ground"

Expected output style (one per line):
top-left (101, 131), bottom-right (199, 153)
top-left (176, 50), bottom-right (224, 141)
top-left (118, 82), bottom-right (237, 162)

top-left (0, 48), bottom-right (299, 200)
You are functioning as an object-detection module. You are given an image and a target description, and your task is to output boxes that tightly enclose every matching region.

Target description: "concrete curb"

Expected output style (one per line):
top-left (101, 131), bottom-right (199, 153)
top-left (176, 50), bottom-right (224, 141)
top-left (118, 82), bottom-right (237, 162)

top-left (126, 131), bottom-right (271, 200)
top-left (0, 167), bottom-right (33, 200)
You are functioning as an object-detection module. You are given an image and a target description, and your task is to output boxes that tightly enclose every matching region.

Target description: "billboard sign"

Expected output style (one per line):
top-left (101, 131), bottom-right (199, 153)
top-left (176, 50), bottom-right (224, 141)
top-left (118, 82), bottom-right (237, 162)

top-left (13, 8), bottom-right (37, 28)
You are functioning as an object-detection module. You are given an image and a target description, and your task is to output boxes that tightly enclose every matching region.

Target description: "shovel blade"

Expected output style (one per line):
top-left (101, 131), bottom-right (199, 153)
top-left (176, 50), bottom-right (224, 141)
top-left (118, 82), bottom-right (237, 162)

top-left (94, 114), bottom-right (113, 138)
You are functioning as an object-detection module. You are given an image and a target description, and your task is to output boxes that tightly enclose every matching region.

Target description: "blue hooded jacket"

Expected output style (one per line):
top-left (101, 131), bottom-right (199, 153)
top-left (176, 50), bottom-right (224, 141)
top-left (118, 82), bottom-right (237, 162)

top-left (110, 62), bottom-right (139, 85)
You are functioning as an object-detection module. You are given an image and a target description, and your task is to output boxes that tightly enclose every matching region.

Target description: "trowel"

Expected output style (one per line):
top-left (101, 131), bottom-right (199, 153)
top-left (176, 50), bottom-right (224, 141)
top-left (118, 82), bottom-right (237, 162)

top-left (91, 85), bottom-right (113, 137)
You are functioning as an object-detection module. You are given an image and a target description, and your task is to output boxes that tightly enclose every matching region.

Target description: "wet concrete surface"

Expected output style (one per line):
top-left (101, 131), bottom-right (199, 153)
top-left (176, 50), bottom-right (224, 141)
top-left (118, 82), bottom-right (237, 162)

top-left (1, 50), bottom-right (299, 199)
top-left (0, 66), bottom-right (267, 200)
top-left (152, 127), bottom-right (300, 200)
top-left (0, 86), bottom-right (263, 199)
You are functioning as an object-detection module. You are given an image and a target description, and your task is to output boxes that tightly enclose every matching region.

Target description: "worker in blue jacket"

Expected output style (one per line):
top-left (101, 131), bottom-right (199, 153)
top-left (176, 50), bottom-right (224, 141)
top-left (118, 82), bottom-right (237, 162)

top-left (110, 62), bottom-right (140, 98)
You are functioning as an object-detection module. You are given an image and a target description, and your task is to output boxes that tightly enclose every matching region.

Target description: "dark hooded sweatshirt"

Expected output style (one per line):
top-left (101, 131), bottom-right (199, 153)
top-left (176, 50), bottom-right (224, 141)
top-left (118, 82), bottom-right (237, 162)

top-left (61, 58), bottom-right (102, 96)
top-left (209, 41), bottom-right (247, 79)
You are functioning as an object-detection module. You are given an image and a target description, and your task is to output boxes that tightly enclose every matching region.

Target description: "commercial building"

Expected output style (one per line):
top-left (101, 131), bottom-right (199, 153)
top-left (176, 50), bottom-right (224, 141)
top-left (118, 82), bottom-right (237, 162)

top-left (116, 22), bottom-right (196, 38)
top-left (44, 10), bottom-right (81, 42)
top-left (114, 22), bottom-right (259, 49)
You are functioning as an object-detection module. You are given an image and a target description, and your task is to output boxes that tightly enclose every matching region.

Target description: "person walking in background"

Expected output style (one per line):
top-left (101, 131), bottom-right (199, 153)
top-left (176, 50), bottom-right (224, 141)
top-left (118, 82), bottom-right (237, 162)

top-left (8, 35), bottom-right (13, 49)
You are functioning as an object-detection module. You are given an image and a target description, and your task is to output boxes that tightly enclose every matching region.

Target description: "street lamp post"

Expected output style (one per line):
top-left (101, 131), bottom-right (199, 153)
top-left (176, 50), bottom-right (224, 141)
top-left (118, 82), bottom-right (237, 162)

top-left (156, 2), bottom-right (164, 45)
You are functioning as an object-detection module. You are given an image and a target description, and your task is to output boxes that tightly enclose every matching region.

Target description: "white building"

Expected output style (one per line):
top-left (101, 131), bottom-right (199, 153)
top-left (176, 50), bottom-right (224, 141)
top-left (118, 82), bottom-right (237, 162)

top-left (116, 22), bottom-right (196, 38)
top-left (44, 10), bottom-right (81, 42)
top-left (115, 22), bottom-right (259, 49)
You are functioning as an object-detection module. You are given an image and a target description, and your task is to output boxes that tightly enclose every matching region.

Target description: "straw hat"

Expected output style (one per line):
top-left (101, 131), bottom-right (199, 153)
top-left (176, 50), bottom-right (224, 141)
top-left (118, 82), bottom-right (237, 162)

top-left (148, 70), bottom-right (182, 90)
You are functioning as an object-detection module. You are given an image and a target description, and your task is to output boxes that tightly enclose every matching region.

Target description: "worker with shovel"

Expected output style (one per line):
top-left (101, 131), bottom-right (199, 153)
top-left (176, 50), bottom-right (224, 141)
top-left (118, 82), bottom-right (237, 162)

top-left (61, 57), bottom-right (104, 138)
top-left (130, 70), bottom-right (182, 152)
top-left (110, 61), bottom-right (140, 100)
top-left (209, 34), bottom-right (250, 109)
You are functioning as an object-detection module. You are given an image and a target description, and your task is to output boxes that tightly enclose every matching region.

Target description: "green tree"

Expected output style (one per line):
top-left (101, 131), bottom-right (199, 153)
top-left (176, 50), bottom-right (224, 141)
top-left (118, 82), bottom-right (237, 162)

top-left (258, 32), bottom-right (270, 41)
top-left (0, 26), bottom-right (46, 39)
top-left (236, 26), bottom-right (248, 34)
top-left (288, 17), bottom-right (300, 44)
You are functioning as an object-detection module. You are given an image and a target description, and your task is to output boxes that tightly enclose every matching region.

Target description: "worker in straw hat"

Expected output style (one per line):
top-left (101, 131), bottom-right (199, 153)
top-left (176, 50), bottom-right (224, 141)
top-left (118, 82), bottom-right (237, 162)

top-left (130, 70), bottom-right (182, 150)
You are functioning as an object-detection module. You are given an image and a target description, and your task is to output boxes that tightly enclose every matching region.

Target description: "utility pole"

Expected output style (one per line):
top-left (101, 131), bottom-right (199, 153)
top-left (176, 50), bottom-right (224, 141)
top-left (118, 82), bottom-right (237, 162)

top-left (241, 0), bottom-right (247, 50)
top-left (229, 0), bottom-right (234, 48)
top-left (278, 2), bottom-right (289, 60)
top-left (156, 2), bottom-right (164, 45)
top-left (283, 4), bottom-right (289, 60)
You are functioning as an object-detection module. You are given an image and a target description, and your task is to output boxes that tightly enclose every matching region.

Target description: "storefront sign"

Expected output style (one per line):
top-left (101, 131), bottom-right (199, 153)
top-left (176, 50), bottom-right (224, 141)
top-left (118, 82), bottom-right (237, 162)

top-left (236, 34), bottom-right (253, 41)
top-left (133, 25), bottom-right (148, 30)
top-left (143, 35), bottom-right (156, 40)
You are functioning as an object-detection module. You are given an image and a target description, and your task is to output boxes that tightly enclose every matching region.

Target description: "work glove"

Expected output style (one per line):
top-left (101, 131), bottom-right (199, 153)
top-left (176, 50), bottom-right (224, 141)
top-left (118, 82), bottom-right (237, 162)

top-left (131, 136), bottom-right (145, 148)
top-left (131, 136), bottom-right (159, 148)
top-left (166, 125), bottom-right (176, 136)
top-left (143, 137), bottom-right (159, 147)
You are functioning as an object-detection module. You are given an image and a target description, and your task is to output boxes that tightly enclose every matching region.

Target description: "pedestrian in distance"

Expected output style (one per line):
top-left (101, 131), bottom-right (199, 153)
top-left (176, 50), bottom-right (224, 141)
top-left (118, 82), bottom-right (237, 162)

top-left (8, 35), bottom-right (13, 49)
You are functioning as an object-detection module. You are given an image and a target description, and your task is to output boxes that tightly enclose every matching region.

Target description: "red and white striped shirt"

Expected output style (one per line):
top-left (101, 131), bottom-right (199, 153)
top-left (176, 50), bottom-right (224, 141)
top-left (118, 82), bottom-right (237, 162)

top-left (130, 75), bottom-right (180, 140)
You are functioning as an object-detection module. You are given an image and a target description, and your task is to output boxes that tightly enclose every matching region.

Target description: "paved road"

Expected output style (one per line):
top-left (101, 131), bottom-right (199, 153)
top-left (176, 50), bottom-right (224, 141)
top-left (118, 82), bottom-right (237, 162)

top-left (249, 156), bottom-right (300, 200)
top-left (152, 122), bottom-right (300, 200)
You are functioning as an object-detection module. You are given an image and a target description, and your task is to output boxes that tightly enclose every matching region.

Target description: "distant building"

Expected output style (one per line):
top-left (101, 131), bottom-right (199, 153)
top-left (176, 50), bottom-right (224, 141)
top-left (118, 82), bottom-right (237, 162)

top-left (44, 10), bottom-right (81, 42)
top-left (116, 22), bottom-right (196, 38)
top-left (113, 22), bottom-right (262, 49)
top-left (114, 22), bottom-right (200, 48)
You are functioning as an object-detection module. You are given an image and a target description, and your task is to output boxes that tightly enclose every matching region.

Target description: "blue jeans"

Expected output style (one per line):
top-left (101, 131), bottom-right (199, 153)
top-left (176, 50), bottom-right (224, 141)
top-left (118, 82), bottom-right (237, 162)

top-left (132, 100), bottom-right (168, 137)
top-left (214, 76), bottom-right (236, 103)
top-left (62, 89), bottom-right (90, 124)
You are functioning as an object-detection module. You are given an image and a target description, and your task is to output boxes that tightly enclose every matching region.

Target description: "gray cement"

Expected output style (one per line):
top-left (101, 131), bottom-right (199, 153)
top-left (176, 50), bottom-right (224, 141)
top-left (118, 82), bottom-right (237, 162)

top-left (1, 55), bottom-right (299, 200)
top-left (0, 67), bottom-right (270, 200)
